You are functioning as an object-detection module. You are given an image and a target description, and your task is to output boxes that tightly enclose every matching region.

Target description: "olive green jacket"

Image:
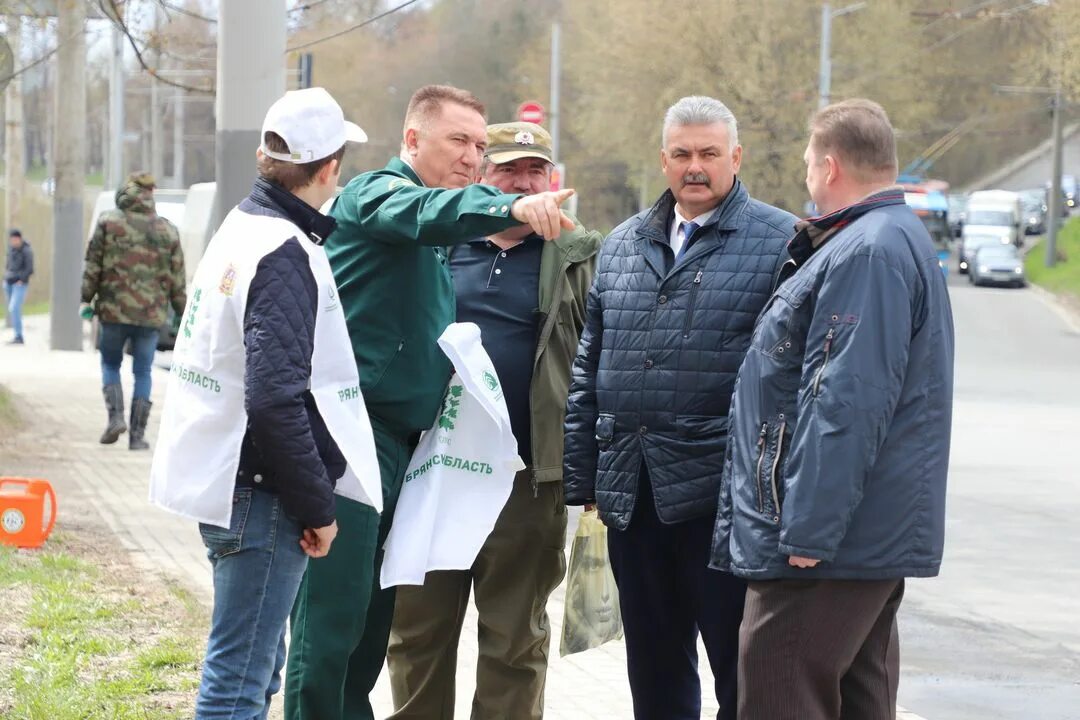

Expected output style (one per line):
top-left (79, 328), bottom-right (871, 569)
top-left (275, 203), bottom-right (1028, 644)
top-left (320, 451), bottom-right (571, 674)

top-left (528, 224), bottom-right (601, 485)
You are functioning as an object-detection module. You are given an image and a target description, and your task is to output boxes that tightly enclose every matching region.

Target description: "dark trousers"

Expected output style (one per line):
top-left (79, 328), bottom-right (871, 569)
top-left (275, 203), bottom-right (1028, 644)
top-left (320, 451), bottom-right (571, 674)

top-left (607, 469), bottom-right (746, 720)
top-left (739, 578), bottom-right (905, 720)
top-left (284, 421), bottom-right (411, 720)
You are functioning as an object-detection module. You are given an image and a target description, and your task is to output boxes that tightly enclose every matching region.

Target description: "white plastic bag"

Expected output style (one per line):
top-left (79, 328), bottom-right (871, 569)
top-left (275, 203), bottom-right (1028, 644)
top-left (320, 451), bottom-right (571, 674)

top-left (380, 323), bottom-right (524, 588)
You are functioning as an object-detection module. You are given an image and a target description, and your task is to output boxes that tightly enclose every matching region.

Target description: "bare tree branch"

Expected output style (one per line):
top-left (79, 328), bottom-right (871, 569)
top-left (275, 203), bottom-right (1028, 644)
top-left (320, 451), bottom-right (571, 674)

top-left (98, 0), bottom-right (214, 94)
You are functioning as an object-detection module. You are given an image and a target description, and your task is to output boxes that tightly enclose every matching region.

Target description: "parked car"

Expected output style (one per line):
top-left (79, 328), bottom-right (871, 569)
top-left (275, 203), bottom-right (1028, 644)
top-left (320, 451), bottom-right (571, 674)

top-left (1019, 188), bottom-right (1048, 235)
top-left (947, 193), bottom-right (967, 238)
top-left (958, 233), bottom-right (1010, 274)
top-left (969, 244), bottom-right (1026, 288)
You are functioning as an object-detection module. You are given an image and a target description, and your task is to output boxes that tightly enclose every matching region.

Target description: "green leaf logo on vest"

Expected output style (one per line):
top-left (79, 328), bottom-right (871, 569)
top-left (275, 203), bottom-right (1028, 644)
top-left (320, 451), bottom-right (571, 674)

top-left (438, 384), bottom-right (463, 431)
top-left (482, 371), bottom-right (499, 392)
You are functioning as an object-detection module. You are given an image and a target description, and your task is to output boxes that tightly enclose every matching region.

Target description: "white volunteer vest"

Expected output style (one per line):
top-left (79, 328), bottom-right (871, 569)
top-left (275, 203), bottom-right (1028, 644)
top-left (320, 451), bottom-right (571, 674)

top-left (149, 208), bottom-right (382, 528)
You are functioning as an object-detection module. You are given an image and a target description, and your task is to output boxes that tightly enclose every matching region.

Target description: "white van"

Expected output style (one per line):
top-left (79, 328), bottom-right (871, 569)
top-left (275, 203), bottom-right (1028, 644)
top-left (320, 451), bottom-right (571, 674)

top-left (959, 190), bottom-right (1023, 273)
top-left (964, 190), bottom-right (1023, 245)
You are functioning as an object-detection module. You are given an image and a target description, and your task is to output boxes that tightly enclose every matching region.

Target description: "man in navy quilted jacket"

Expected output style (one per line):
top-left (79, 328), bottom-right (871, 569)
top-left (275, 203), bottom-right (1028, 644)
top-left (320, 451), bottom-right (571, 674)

top-left (562, 96), bottom-right (796, 719)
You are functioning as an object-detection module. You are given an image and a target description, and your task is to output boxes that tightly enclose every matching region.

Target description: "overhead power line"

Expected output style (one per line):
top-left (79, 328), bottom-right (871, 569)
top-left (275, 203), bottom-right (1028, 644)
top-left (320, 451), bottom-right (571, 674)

top-left (287, 0), bottom-right (422, 52)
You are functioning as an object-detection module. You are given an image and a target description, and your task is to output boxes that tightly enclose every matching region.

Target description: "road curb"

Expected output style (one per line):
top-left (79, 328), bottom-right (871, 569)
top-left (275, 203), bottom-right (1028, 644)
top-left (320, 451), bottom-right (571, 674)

top-left (1027, 281), bottom-right (1080, 333)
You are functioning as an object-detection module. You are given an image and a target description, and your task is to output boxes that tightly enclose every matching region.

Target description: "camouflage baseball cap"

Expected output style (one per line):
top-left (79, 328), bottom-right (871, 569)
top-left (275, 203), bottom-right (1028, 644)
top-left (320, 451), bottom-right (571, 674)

top-left (485, 122), bottom-right (553, 165)
top-left (126, 171), bottom-right (156, 190)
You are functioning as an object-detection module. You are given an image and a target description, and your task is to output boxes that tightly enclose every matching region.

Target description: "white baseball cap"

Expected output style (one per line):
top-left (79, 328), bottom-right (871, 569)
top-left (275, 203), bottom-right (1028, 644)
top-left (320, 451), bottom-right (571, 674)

top-left (260, 87), bottom-right (367, 163)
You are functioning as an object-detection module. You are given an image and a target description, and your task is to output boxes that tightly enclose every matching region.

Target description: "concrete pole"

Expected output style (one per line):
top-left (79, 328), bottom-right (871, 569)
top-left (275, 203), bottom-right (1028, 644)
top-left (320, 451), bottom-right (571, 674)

top-left (149, 0), bottom-right (163, 180)
top-left (5, 15), bottom-right (25, 233)
top-left (151, 75), bottom-right (163, 180)
top-left (213, 0), bottom-right (287, 234)
top-left (108, 20), bottom-right (124, 188)
top-left (1046, 88), bottom-right (1063, 269)
top-left (818, 2), bottom-right (832, 110)
top-left (173, 89), bottom-right (185, 188)
top-left (50, 0), bottom-right (86, 351)
top-left (549, 21), bottom-right (560, 162)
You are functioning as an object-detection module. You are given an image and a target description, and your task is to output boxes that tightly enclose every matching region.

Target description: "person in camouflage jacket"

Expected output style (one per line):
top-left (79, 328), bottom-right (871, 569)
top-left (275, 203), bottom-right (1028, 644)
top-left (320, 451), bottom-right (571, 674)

top-left (81, 171), bottom-right (186, 450)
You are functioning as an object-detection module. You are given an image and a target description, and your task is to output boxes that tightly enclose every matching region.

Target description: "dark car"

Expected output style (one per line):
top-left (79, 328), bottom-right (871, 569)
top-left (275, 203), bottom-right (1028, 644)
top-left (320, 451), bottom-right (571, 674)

top-left (1019, 189), bottom-right (1047, 235)
top-left (969, 244), bottom-right (1026, 288)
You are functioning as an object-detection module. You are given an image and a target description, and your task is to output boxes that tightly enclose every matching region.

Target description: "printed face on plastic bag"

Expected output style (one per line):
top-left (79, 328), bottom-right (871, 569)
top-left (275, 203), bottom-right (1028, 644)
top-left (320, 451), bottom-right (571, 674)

top-left (560, 512), bottom-right (623, 656)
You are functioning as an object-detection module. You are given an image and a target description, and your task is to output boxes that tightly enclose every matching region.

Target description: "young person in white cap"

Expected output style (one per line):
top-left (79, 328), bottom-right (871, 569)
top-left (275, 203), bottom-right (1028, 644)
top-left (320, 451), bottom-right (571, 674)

top-left (149, 87), bottom-right (382, 719)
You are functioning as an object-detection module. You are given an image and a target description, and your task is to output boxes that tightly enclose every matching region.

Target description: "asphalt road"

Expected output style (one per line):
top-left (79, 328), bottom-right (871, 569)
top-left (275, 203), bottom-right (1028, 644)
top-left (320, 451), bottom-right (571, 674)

top-left (897, 264), bottom-right (1080, 719)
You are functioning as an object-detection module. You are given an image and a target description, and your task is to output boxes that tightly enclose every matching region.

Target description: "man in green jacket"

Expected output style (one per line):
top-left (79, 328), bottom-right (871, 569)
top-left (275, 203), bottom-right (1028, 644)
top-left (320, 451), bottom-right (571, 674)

top-left (386, 122), bottom-right (600, 719)
top-left (285, 85), bottom-right (576, 720)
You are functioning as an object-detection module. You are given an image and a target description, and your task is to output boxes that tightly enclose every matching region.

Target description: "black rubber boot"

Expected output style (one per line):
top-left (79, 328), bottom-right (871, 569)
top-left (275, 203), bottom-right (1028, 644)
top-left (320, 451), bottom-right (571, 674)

top-left (99, 384), bottom-right (127, 444)
top-left (128, 399), bottom-right (152, 451)
top-left (129, 397), bottom-right (152, 450)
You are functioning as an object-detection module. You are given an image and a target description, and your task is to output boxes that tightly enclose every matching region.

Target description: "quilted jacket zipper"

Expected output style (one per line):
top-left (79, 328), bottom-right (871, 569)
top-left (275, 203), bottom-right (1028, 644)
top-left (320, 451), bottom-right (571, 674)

top-left (682, 270), bottom-right (704, 338)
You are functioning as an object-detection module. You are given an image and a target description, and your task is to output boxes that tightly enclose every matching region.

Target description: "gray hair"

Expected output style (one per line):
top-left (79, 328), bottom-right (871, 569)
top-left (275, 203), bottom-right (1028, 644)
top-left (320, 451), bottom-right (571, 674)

top-left (662, 96), bottom-right (739, 150)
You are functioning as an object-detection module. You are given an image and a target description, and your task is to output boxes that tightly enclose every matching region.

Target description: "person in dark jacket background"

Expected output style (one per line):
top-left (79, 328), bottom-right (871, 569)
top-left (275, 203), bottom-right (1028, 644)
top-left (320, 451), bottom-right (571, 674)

top-left (562, 96), bottom-right (795, 720)
top-left (711, 99), bottom-right (954, 720)
top-left (4, 229), bottom-right (33, 344)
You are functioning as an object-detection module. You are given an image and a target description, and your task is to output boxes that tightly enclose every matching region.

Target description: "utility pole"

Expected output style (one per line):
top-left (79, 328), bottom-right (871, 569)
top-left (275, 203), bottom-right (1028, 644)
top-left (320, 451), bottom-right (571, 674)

top-left (107, 7), bottom-right (124, 188)
top-left (150, 3), bottom-right (163, 181)
top-left (51, 0), bottom-right (87, 351)
top-left (994, 84), bottom-right (1064, 267)
top-left (5, 14), bottom-right (24, 233)
top-left (549, 21), bottom-right (560, 162)
top-left (818, 3), bottom-right (832, 110)
top-left (1046, 89), bottom-right (1064, 269)
top-left (213, 0), bottom-right (286, 234)
top-left (818, 2), bottom-right (866, 110)
top-left (173, 87), bottom-right (185, 188)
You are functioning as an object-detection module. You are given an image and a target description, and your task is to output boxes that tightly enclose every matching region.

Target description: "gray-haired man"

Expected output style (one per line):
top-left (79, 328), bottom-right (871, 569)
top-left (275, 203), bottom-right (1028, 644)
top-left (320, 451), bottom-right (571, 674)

top-left (563, 96), bottom-right (796, 719)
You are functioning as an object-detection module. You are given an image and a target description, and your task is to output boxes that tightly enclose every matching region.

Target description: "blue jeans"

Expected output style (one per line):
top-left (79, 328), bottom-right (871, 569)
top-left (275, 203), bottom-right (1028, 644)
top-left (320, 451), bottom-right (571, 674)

top-left (196, 488), bottom-right (309, 720)
top-left (4, 280), bottom-right (27, 340)
top-left (98, 322), bottom-right (158, 399)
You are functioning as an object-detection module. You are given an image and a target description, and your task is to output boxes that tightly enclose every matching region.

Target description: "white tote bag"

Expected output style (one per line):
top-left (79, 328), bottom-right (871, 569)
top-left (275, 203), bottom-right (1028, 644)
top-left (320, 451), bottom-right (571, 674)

top-left (380, 323), bottom-right (525, 588)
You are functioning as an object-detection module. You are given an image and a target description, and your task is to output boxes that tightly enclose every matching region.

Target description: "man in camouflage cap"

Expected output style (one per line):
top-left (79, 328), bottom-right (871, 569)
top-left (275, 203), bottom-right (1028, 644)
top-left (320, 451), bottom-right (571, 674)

top-left (81, 171), bottom-right (186, 450)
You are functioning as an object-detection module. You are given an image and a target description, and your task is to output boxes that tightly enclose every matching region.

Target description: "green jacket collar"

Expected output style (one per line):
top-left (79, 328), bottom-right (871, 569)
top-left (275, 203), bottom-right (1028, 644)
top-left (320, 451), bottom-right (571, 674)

top-left (385, 156), bottom-right (425, 186)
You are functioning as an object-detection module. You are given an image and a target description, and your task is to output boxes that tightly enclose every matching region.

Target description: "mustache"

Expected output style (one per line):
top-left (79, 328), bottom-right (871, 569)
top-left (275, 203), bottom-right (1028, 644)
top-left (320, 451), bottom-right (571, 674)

top-left (682, 172), bottom-right (710, 187)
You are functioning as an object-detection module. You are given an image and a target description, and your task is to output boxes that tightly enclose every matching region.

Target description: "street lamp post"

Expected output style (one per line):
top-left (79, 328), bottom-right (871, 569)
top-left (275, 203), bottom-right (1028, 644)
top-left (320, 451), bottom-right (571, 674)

top-left (818, 2), bottom-right (866, 110)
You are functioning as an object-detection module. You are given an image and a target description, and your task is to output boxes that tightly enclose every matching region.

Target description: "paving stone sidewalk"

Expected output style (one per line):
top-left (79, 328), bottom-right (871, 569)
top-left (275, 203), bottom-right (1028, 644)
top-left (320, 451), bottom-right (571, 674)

top-left (0, 314), bottom-right (924, 720)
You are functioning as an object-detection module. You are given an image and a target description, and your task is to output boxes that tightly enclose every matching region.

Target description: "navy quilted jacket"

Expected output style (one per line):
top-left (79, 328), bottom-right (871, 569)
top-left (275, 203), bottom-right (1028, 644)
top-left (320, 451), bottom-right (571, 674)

top-left (563, 181), bottom-right (796, 530)
top-left (233, 179), bottom-right (346, 529)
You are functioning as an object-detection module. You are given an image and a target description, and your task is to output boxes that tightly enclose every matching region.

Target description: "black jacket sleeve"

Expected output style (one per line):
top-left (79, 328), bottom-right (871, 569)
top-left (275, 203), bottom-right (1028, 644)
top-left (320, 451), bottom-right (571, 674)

top-left (243, 238), bottom-right (335, 528)
top-left (19, 244), bottom-right (33, 282)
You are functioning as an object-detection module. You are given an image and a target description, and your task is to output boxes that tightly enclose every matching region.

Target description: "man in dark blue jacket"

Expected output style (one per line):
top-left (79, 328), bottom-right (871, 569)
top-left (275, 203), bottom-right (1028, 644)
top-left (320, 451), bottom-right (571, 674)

top-left (563, 96), bottom-right (795, 719)
top-left (711, 99), bottom-right (954, 720)
top-left (4, 229), bottom-right (33, 344)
